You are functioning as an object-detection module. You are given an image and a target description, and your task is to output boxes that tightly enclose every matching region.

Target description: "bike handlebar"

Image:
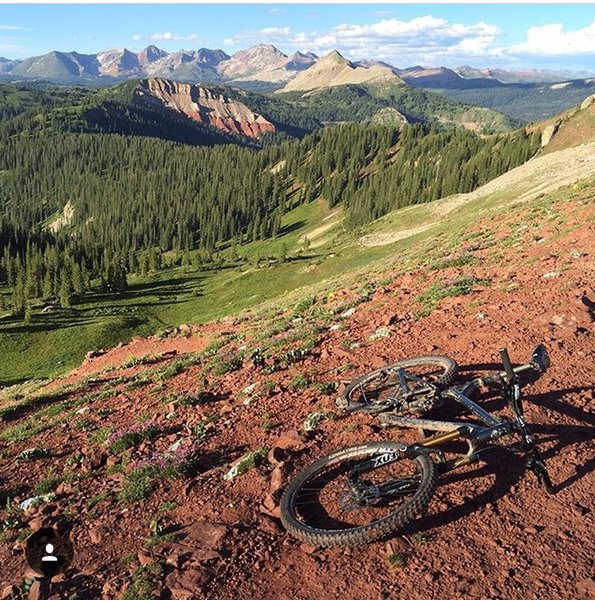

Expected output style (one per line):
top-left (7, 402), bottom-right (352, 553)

top-left (460, 344), bottom-right (549, 394)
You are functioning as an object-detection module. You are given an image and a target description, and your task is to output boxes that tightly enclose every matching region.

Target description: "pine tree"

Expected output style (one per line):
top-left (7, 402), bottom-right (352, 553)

top-left (42, 272), bottom-right (53, 300)
top-left (59, 274), bottom-right (73, 309)
top-left (12, 268), bottom-right (26, 317)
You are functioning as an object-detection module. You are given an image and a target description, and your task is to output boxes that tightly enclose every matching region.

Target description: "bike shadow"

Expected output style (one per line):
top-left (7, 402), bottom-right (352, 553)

top-left (401, 417), bottom-right (594, 535)
top-left (401, 447), bottom-right (526, 536)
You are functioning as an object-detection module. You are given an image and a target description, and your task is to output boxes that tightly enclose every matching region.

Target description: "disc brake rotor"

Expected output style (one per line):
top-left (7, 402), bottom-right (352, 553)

top-left (338, 483), bottom-right (381, 511)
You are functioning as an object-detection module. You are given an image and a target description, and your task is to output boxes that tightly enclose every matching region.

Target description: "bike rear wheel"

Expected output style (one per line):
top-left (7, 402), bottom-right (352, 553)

top-left (338, 355), bottom-right (458, 412)
top-left (280, 442), bottom-right (437, 547)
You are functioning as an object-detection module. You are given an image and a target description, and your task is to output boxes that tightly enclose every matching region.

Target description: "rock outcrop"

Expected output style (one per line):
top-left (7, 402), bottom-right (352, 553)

top-left (136, 78), bottom-right (275, 138)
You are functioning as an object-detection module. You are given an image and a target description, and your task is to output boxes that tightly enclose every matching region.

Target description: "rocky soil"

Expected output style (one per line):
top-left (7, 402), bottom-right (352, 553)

top-left (0, 185), bottom-right (593, 599)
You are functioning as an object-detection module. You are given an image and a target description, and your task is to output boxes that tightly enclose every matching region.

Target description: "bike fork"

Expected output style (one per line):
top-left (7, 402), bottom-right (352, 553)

top-left (502, 370), bottom-right (556, 495)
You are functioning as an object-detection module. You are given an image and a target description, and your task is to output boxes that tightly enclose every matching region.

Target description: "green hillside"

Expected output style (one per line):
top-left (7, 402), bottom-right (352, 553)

top-left (418, 79), bottom-right (595, 123)
top-left (279, 83), bottom-right (518, 133)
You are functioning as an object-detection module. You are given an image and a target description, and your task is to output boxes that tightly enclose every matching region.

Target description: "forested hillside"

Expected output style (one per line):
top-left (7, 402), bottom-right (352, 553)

top-left (279, 83), bottom-right (518, 132)
top-left (416, 79), bottom-right (595, 123)
top-left (0, 105), bottom-right (539, 320)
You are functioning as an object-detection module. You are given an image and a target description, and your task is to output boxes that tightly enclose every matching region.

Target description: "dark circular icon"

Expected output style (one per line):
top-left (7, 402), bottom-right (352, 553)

top-left (25, 527), bottom-right (74, 578)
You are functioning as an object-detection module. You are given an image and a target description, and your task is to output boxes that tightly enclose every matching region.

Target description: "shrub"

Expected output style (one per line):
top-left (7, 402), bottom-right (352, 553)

top-left (293, 295), bottom-right (317, 317)
top-left (387, 552), bottom-right (407, 568)
top-left (290, 374), bottom-right (310, 391)
top-left (303, 411), bottom-right (327, 432)
top-left (34, 471), bottom-right (63, 495)
top-left (108, 420), bottom-right (159, 453)
top-left (318, 382), bottom-right (338, 395)
top-left (194, 414), bottom-right (219, 441)
top-left (17, 447), bottom-right (51, 461)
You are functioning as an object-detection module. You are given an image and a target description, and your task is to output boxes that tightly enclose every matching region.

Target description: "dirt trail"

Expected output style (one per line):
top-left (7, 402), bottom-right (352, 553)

top-left (0, 186), bottom-right (593, 599)
top-left (359, 223), bottom-right (434, 247)
top-left (299, 217), bottom-right (343, 248)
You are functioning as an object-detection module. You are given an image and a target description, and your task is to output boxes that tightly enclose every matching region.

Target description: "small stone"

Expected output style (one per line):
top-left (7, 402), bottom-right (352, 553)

top-left (27, 581), bottom-right (42, 600)
top-left (106, 455), bottom-right (120, 469)
top-left (573, 503), bottom-right (590, 517)
top-left (384, 538), bottom-right (408, 555)
top-left (273, 430), bottom-right (304, 451)
top-left (165, 567), bottom-right (209, 598)
top-left (1, 585), bottom-right (19, 600)
top-left (549, 314), bottom-right (565, 326)
top-left (55, 482), bottom-right (72, 495)
top-left (577, 577), bottom-right (595, 599)
top-left (300, 543), bottom-right (316, 554)
top-left (89, 526), bottom-right (106, 545)
top-left (137, 551), bottom-right (152, 566)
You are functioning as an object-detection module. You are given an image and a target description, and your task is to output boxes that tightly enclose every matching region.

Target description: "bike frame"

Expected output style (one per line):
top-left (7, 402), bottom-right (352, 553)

top-left (350, 348), bottom-right (554, 492)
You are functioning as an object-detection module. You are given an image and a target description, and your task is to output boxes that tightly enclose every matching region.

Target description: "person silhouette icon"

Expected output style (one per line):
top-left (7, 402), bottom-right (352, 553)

top-left (25, 527), bottom-right (74, 579)
top-left (42, 543), bottom-right (58, 562)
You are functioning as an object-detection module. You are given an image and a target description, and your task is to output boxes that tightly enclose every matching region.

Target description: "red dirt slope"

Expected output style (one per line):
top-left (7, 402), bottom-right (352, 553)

top-left (0, 183), bottom-right (593, 599)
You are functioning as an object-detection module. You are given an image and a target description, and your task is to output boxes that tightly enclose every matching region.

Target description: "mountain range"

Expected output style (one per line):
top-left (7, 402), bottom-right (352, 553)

top-left (1, 44), bottom-right (317, 87)
top-left (1, 43), bottom-right (593, 90)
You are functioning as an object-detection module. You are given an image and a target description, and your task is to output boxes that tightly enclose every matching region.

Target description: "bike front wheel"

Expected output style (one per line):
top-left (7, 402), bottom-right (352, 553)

top-left (280, 442), bottom-right (437, 547)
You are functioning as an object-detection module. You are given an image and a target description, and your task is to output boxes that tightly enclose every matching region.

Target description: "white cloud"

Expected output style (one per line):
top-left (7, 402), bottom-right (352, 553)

top-left (224, 16), bottom-right (502, 65)
top-left (260, 27), bottom-right (291, 37)
top-left (0, 26), bottom-right (25, 31)
top-left (0, 41), bottom-right (26, 54)
top-left (224, 16), bottom-right (595, 67)
top-left (507, 21), bottom-right (595, 56)
top-left (134, 31), bottom-right (202, 43)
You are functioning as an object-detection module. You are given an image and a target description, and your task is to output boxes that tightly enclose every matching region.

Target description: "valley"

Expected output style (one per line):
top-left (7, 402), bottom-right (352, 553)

top-left (0, 164), bottom-right (593, 598)
top-left (0, 73), bottom-right (562, 384)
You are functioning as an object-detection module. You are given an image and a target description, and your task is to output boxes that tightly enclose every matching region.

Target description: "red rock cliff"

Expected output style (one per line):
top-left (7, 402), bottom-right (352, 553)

top-left (136, 78), bottom-right (275, 139)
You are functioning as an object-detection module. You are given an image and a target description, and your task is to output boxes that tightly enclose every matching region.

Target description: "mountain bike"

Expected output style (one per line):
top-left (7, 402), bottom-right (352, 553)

top-left (280, 345), bottom-right (555, 547)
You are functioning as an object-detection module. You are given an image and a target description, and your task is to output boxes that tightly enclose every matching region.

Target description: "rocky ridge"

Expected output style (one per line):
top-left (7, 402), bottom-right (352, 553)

top-left (279, 50), bottom-right (404, 93)
top-left (136, 78), bottom-right (275, 138)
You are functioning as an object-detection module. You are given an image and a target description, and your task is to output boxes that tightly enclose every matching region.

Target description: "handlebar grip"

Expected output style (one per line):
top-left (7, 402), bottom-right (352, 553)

top-left (499, 348), bottom-right (515, 381)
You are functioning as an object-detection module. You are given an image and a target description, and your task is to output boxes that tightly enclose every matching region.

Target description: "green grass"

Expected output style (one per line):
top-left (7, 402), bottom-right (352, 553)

top-left (85, 492), bottom-right (110, 510)
top-left (118, 466), bottom-right (160, 505)
top-left (387, 552), bottom-right (407, 568)
top-left (2, 176), bottom-right (593, 384)
top-left (121, 564), bottom-right (163, 600)
top-left (108, 421), bottom-right (159, 454)
top-left (416, 275), bottom-right (483, 312)
top-left (33, 471), bottom-right (63, 495)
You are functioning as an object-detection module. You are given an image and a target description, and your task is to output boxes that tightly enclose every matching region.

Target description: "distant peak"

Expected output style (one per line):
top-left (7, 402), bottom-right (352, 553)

top-left (292, 50), bottom-right (317, 60)
top-left (142, 44), bottom-right (165, 54)
top-left (251, 43), bottom-right (283, 53)
top-left (324, 50), bottom-right (347, 62)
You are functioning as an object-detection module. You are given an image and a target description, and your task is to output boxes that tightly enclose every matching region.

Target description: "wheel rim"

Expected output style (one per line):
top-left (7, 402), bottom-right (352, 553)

top-left (289, 450), bottom-right (424, 533)
top-left (347, 360), bottom-right (451, 406)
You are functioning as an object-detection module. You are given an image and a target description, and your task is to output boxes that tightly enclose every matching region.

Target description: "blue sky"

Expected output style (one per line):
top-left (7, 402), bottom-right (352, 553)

top-left (1, 4), bottom-right (594, 71)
